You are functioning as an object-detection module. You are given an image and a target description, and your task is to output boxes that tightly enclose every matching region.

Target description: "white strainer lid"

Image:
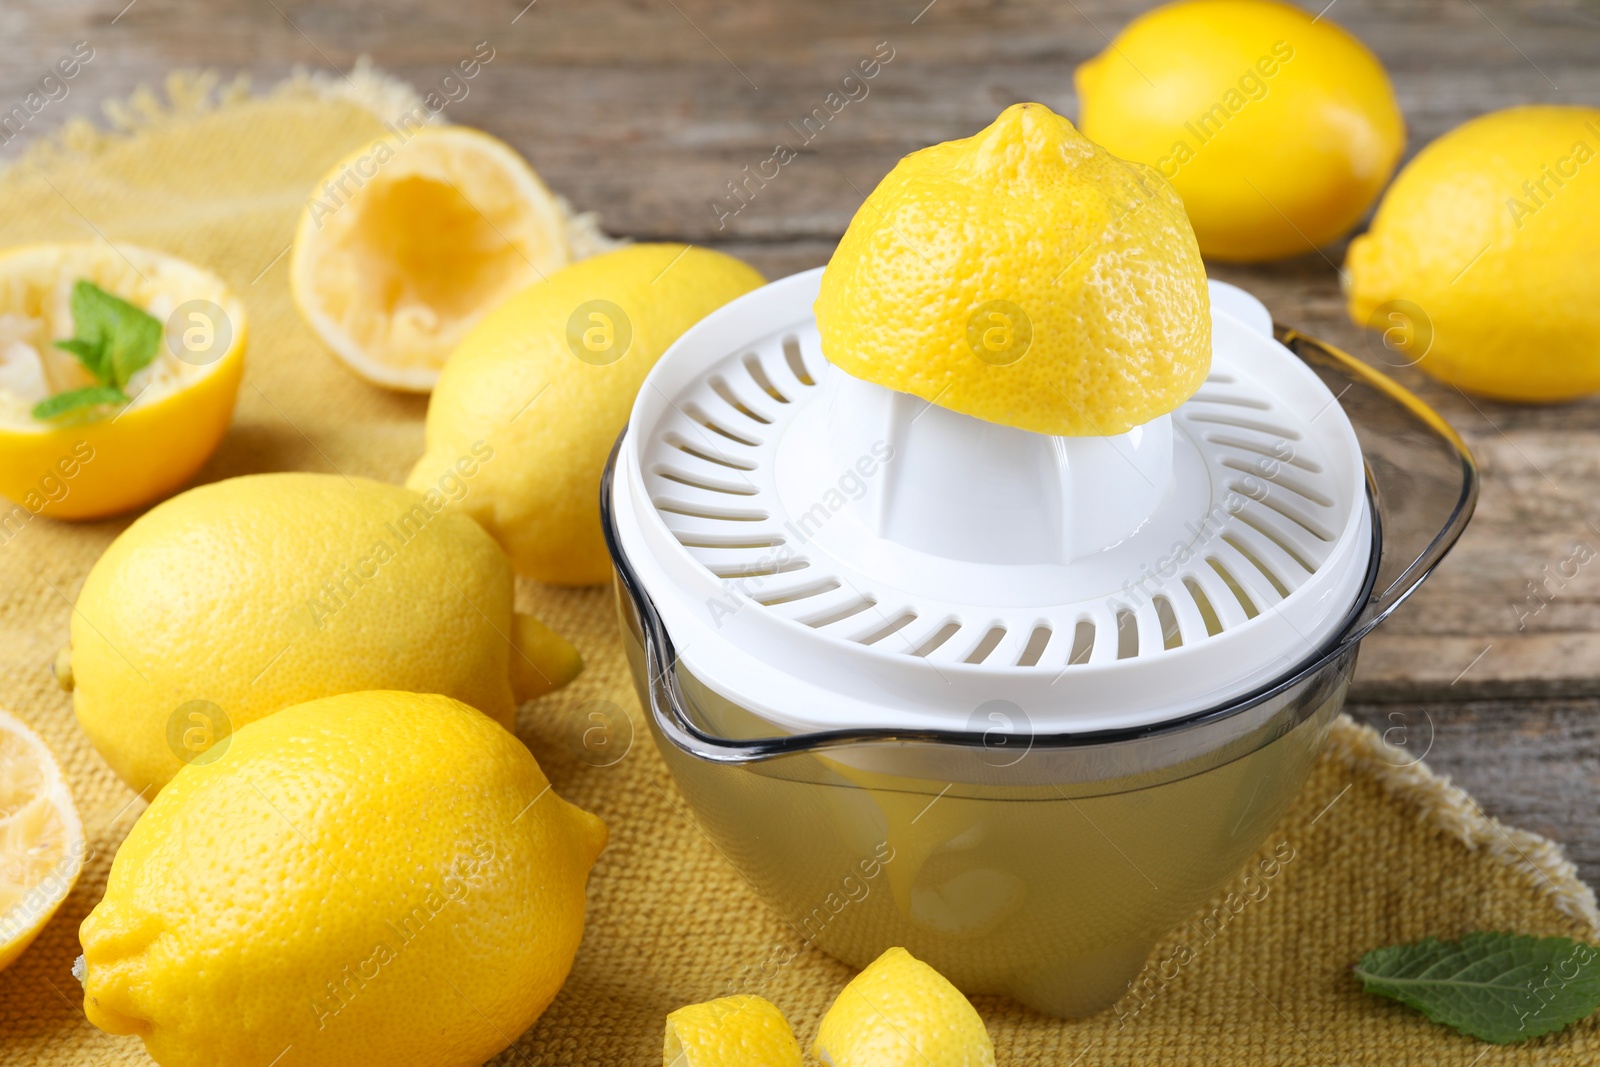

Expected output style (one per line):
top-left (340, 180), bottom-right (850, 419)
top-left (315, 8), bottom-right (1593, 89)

top-left (611, 269), bottom-right (1371, 734)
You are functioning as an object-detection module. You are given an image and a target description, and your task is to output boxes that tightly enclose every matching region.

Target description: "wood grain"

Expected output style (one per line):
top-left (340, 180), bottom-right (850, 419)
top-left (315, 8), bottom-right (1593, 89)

top-left (1346, 698), bottom-right (1600, 890)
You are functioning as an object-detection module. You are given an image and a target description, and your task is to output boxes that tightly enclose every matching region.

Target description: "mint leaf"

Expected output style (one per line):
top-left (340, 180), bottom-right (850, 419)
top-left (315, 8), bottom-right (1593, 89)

top-left (53, 337), bottom-right (103, 371)
top-left (1355, 932), bottom-right (1600, 1043)
top-left (31, 385), bottom-right (130, 421)
top-left (51, 279), bottom-right (162, 391)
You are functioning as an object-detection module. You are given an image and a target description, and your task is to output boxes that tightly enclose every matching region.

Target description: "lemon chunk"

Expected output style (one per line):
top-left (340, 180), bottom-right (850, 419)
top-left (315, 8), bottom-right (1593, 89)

top-left (814, 947), bottom-right (995, 1067)
top-left (664, 995), bottom-right (804, 1067)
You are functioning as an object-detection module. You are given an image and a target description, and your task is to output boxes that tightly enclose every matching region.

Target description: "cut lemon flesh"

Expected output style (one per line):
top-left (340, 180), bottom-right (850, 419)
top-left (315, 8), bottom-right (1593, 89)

top-left (0, 242), bottom-right (247, 519)
top-left (0, 708), bottom-right (85, 973)
top-left (291, 125), bottom-right (573, 392)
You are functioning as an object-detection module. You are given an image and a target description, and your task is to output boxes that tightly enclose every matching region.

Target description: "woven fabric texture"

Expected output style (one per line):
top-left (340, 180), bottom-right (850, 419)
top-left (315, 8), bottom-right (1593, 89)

top-left (0, 71), bottom-right (1596, 1066)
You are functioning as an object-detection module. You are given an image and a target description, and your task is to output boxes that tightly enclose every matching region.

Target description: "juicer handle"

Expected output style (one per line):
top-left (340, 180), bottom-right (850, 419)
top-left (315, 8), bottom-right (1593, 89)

top-left (1274, 327), bottom-right (1479, 648)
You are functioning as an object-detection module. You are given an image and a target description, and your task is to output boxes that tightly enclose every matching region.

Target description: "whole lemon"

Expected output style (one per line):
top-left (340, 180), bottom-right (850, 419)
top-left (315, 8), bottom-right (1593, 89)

top-left (815, 102), bottom-right (1209, 437)
top-left (65, 472), bottom-right (581, 794)
top-left (79, 691), bottom-right (607, 1067)
top-left (1076, 0), bottom-right (1404, 262)
top-left (409, 244), bottom-right (763, 585)
top-left (1347, 106), bottom-right (1600, 402)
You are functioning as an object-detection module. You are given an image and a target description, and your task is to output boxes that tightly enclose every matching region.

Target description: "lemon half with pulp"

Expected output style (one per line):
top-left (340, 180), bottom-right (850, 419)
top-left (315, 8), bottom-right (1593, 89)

top-left (0, 242), bottom-right (245, 519)
top-left (815, 102), bottom-right (1209, 437)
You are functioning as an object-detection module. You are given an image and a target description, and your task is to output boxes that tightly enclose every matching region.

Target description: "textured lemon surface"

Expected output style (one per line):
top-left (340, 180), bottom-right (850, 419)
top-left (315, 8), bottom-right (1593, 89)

top-left (291, 126), bottom-right (571, 391)
top-left (1347, 106), bottom-right (1600, 402)
top-left (814, 947), bottom-right (995, 1067)
top-left (814, 102), bottom-right (1209, 437)
top-left (0, 242), bottom-right (246, 518)
top-left (1077, 0), bottom-right (1403, 262)
top-left (79, 691), bottom-right (607, 1067)
top-left (66, 472), bottom-right (580, 794)
top-left (663, 994), bottom-right (803, 1067)
top-left (0, 708), bottom-right (84, 973)
top-left (409, 243), bottom-right (764, 585)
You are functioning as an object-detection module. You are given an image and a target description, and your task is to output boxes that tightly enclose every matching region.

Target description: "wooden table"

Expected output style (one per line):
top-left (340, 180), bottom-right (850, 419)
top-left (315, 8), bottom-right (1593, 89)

top-left (4, 0), bottom-right (1599, 884)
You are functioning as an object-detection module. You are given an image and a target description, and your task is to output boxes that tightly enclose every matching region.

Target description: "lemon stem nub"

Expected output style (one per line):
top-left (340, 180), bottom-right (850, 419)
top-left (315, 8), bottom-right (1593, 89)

top-left (509, 612), bottom-right (584, 702)
top-left (54, 646), bottom-right (74, 691)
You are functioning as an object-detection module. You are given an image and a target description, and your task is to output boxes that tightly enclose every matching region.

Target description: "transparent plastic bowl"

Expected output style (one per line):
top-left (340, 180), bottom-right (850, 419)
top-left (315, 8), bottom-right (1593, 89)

top-left (603, 328), bottom-right (1477, 1017)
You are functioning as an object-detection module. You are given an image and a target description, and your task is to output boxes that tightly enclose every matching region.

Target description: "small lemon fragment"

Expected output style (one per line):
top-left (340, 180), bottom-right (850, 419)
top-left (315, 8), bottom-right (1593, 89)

top-left (814, 947), bottom-right (995, 1067)
top-left (0, 707), bottom-right (84, 974)
top-left (663, 994), bottom-right (804, 1067)
top-left (815, 102), bottom-right (1209, 437)
top-left (1076, 0), bottom-right (1404, 262)
top-left (79, 690), bottom-right (607, 1067)
top-left (1346, 106), bottom-right (1600, 402)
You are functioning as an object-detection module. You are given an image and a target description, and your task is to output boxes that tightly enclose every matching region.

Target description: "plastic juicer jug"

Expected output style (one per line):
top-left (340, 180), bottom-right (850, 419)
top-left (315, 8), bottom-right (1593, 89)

top-left (602, 269), bottom-right (1476, 1017)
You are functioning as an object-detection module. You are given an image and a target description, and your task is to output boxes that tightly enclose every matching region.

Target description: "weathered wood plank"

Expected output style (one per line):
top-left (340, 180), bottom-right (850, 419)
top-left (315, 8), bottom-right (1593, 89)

top-left (1345, 698), bottom-right (1600, 891)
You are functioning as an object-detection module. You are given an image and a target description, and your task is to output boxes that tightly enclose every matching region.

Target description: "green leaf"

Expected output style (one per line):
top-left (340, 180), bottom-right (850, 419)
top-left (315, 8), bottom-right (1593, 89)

top-left (1355, 932), bottom-right (1600, 1044)
top-left (30, 385), bottom-right (130, 421)
top-left (51, 279), bottom-right (162, 391)
top-left (53, 337), bottom-right (102, 370)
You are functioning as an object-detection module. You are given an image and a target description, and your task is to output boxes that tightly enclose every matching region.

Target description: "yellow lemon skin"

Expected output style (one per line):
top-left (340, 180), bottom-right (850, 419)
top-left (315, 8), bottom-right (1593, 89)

top-left (79, 691), bottom-right (607, 1067)
top-left (408, 244), bottom-right (763, 585)
top-left (0, 243), bottom-right (246, 519)
top-left (0, 707), bottom-right (85, 973)
top-left (814, 947), bottom-right (994, 1067)
top-left (663, 995), bottom-right (804, 1067)
top-left (1076, 0), bottom-right (1404, 262)
top-left (814, 102), bottom-right (1209, 437)
top-left (1347, 106), bottom-right (1600, 402)
top-left (67, 472), bottom-right (579, 795)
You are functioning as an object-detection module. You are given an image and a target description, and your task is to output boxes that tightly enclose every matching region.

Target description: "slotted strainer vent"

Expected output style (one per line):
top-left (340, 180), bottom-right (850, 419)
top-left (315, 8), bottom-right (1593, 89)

top-left (612, 270), bottom-right (1371, 735)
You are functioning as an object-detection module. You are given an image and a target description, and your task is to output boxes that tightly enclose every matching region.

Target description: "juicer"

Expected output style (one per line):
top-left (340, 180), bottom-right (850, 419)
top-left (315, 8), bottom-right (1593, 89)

top-left (603, 269), bottom-right (1475, 1017)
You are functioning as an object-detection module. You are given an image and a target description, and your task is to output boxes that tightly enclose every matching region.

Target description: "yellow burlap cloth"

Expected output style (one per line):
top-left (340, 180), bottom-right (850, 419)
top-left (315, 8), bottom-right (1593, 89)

top-left (1, 69), bottom-right (1597, 1066)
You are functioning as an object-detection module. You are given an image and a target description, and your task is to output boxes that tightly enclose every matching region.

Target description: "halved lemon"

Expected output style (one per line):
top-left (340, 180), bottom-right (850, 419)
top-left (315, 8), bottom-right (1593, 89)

top-left (290, 125), bottom-right (574, 392)
top-left (0, 707), bottom-right (85, 973)
top-left (0, 242), bottom-right (247, 520)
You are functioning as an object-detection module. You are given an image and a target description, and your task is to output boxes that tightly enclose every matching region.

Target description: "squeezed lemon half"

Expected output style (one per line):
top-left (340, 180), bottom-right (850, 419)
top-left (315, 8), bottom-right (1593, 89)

top-left (291, 125), bottom-right (574, 392)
